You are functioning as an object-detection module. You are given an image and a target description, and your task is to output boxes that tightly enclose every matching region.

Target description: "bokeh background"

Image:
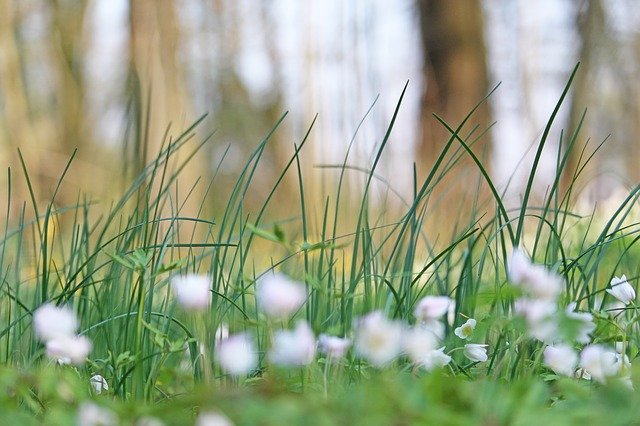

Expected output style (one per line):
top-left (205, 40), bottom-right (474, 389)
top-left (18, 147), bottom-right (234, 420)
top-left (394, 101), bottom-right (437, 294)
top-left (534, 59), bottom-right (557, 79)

top-left (1, 0), bottom-right (639, 219)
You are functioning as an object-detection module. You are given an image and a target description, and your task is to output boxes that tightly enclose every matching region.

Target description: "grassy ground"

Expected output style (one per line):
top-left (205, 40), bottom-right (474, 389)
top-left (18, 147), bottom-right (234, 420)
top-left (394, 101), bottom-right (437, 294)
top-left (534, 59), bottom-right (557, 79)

top-left (2, 65), bottom-right (640, 425)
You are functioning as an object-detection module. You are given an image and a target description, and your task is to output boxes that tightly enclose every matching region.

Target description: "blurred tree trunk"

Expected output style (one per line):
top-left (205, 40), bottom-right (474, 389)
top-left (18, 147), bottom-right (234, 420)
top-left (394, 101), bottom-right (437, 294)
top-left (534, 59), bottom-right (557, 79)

top-left (129, 0), bottom-right (192, 157)
top-left (631, 34), bottom-right (640, 183)
top-left (416, 0), bottom-right (491, 166)
top-left (564, 0), bottom-right (639, 201)
top-left (0, 0), bottom-right (41, 210)
top-left (128, 0), bottom-right (204, 215)
top-left (51, 0), bottom-right (87, 155)
top-left (210, 0), bottom-right (289, 203)
top-left (563, 0), bottom-right (604, 192)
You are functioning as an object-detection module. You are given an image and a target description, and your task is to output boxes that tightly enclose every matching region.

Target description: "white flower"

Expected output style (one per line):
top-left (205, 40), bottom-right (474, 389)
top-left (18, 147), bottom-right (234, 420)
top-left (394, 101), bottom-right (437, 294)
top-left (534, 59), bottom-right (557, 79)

top-left (579, 344), bottom-right (620, 383)
top-left (33, 303), bottom-right (78, 342)
top-left (543, 344), bottom-right (578, 376)
top-left (196, 412), bottom-right (234, 426)
top-left (527, 269), bottom-right (563, 301)
top-left (508, 248), bottom-right (531, 283)
top-left (421, 319), bottom-right (445, 340)
top-left (514, 298), bottom-right (557, 342)
top-left (46, 335), bottom-right (92, 364)
top-left (90, 374), bottom-right (109, 394)
top-left (354, 311), bottom-right (403, 367)
top-left (269, 321), bottom-right (316, 366)
top-left (256, 273), bottom-right (307, 319)
top-left (402, 327), bottom-right (439, 365)
top-left (454, 318), bottom-right (476, 340)
top-left (422, 347), bottom-right (452, 371)
top-left (575, 367), bottom-right (591, 380)
top-left (215, 323), bottom-right (229, 342)
top-left (318, 334), bottom-right (351, 360)
top-left (508, 249), bottom-right (563, 300)
top-left (607, 275), bottom-right (636, 305)
top-left (414, 296), bottom-right (454, 322)
top-left (77, 402), bottom-right (117, 426)
top-left (565, 303), bottom-right (595, 344)
top-left (464, 344), bottom-right (488, 363)
top-left (171, 274), bottom-right (211, 311)
top-left (215, 333), bottom-right (257, 375)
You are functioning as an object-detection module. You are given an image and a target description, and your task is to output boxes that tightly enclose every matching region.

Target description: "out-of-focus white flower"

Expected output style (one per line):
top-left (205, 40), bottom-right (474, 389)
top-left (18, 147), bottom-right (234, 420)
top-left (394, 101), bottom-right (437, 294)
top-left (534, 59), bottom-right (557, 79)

top-left (135, 416), bottom-right (165, 426)
top-left (543, 344), bottom-right (578, 376)
top-left (171, 274), bottom-right (211, 311)
top-left (90, 374), bottom-right (109, 394)
top-left (514, 298), bottom-right (557, 342)
top-left (528, 270), bottom-right (563, 301)
top-left (196, 411), bottom-right (234, 426)
top-left (414, 296), bottom-right (454, 323)
top-left (256, 273), bottom-right (307, 319)
top-left (579, 344), bottom-right (620, 383)
top-left (269, 321), bottom-right (316, 366)
top-left (508, 249), bottom-right (563, 300)
top-left (607, 275), bottom-right (636, 306)
top-left (421, 319), bottom-right (445, 340)
top-left (508, 248), bottom-right (532, 284)
top-left (318, 334), bottom-right (351, 360)
top-left (215, 333), bottom-right (257, 375)
top-left (354, 311), bottom-right (403, 367)
top-left (33, 303), bottom-right (78, 342)
top-left (215, 323), bottom-right (229, 342)
top-left (422, 347), bottom-right (452, 371)
top-left (46, 335), bottom-right (92, 364)
top-left (402, 327), bottom-right (439, 365)
top-left (454, 318), bottom-right (476, 340)
top-left (565, 303), bottom-right (595, 344)
top-left (464, 344), bottom-right (488, 363)
top-left (77, 402), bottom-right (117, 426)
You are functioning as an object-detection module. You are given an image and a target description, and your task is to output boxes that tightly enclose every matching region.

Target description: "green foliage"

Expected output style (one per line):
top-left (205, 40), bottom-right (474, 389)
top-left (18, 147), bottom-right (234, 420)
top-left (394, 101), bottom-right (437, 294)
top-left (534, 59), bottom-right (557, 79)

top-left (1, 67), bottom-right (640, 423)
top-left (0, 366), bottom-right (637, 425)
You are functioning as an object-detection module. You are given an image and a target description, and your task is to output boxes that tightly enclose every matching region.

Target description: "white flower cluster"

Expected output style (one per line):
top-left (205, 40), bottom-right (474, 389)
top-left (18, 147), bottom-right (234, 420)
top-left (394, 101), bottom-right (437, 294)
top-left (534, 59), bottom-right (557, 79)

top-left (210, 273), bottom-right (489, 371)
top-left (256, 273), bottom-right (318, 368)
top-left (33, 303), bottom-right (91, 365)
top-left (169, 263), bottom-right (630, 385)
top-left (169, 273), bottom-right (312, 374)
top-left (509, 248), bottom-right (634, 384)
top-left (509, 249), bottom-right (596, 344)
top-left (354, 296), bottom-right (488, 369)
top-left (544, 343), bottom-right (631, 385)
